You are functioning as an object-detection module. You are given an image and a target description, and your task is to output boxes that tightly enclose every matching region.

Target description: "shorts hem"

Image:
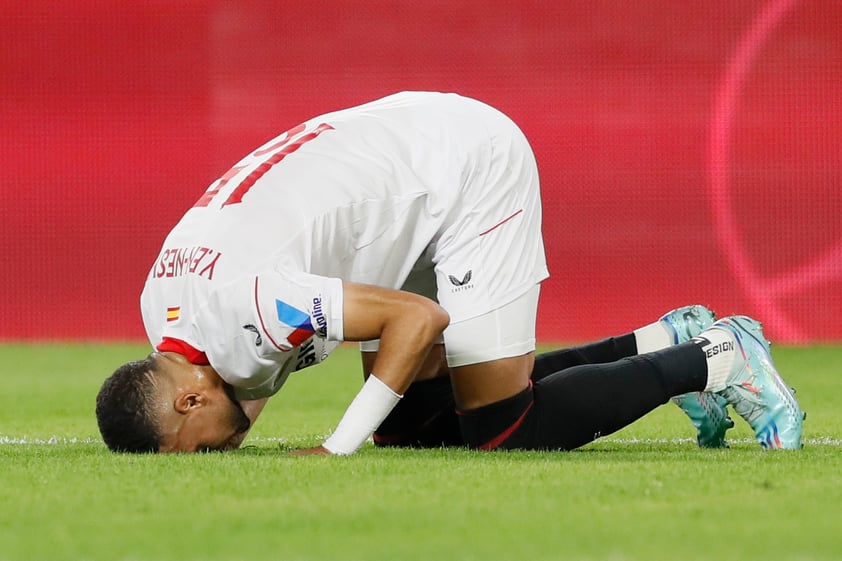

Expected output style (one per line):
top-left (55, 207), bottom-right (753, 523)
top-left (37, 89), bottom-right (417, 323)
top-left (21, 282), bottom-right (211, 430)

top-left (445, 338), bottom-right (536, 368)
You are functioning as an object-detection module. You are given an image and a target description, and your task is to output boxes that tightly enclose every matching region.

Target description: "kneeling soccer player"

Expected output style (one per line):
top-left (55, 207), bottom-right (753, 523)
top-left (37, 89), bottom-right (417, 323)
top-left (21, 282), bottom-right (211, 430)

top-left (95, 92), bottom-right (804, 454)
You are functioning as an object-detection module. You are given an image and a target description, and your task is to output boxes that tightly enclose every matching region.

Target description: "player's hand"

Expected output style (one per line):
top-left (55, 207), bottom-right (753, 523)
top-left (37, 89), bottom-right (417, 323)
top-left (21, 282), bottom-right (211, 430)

top-left (291, 445), bottom-right (333, 456)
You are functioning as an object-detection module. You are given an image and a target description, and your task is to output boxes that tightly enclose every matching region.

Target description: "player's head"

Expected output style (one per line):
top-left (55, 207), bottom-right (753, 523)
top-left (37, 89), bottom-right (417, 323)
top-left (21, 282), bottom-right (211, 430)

top-left (95, 352), bottom-right (251, 453)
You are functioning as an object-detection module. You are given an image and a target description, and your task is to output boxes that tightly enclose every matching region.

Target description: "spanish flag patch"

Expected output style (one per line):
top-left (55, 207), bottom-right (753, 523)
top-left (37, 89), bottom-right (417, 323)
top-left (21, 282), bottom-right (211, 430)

top-left (166, 306), bottom-right (181, 322)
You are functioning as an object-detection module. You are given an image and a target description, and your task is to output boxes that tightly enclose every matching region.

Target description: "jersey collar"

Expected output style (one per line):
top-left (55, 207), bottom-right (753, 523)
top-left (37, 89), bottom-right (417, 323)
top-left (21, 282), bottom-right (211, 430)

top-left (156, 337), bottom-right (210, 365)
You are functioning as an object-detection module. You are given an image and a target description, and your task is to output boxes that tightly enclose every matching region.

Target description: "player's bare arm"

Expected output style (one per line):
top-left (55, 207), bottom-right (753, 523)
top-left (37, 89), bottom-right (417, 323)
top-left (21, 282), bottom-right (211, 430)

top-left (342, 281), bottom-right (450, 395)
top-left (294, 281), bottom-right (449, 455)
top-left (361, 344), bottom-right (450, 383)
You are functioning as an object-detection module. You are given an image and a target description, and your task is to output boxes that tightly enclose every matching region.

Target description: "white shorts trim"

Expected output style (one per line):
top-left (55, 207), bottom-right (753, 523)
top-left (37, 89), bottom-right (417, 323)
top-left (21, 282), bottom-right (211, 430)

top-left (444, 284), bottom-right (540, 367)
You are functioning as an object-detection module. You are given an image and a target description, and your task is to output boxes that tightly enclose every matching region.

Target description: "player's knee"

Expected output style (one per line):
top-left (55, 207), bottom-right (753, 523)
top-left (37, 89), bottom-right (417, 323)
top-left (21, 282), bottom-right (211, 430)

top-left (457, 383), bottom-right (535, 450)
top-left (373, 376), bottom-right (462, 448)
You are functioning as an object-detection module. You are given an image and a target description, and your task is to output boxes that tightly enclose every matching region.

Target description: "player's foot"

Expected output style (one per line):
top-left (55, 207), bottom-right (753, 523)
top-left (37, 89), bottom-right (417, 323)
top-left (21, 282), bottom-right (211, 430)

top-left (700, 316), bottom-right (804, 450)
top-left (660, 305), bottom-right (734, 448)
top-left (659, 304), bottom-right (717, 345)
top-left (671, 392), bottom-right (734, 448)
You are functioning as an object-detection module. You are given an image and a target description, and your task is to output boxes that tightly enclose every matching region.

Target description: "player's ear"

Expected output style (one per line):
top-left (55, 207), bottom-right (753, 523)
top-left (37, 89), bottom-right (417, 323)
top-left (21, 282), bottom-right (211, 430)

top-left (173, 392), bottom-right (204, 414)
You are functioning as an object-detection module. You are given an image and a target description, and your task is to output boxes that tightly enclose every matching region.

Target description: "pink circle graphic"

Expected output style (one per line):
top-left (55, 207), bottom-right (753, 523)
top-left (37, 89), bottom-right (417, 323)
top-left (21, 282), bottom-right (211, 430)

top-left (707, 0), bottom-right (842, 342)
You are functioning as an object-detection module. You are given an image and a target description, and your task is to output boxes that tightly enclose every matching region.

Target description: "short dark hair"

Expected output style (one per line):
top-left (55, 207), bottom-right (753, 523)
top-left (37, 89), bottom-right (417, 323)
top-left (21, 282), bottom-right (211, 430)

top-left (95, 357), bottom-right (161, 453)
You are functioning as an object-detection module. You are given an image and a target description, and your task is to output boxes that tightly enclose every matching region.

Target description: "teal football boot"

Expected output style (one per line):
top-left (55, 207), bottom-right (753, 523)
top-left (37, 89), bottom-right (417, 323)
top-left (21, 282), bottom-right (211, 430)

top-left (659, 304), bottom-right (717, 345)
top-left (659, 305), bottom-right (735, 448)
top-left (671, 392), bottom-right (734, 448)
top-left (700, 316), bottom-right (804, 449)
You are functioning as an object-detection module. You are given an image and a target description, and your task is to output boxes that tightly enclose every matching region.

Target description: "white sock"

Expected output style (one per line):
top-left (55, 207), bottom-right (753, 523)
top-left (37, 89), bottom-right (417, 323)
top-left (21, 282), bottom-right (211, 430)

top-left (698, 328), bottom-right (739, 392)
top-left (633, 321), bottom-right (674, 354)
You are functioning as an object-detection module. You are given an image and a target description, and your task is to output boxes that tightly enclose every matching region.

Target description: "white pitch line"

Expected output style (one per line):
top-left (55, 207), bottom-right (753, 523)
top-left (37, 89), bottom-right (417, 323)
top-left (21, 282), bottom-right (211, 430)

top-left (2, 435), bottom-right (840, 446)
top-left (233, 435), bottom-right (842, 447)
top-left (0, 436), bottom-right (101, 445)
top-left (598, 436), bottom-right (842, 446)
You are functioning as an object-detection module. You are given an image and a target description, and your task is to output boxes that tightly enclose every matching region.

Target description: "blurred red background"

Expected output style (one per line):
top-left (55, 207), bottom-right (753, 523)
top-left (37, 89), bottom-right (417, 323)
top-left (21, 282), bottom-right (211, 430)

top-left (2, 0), bottom-right (840, 343)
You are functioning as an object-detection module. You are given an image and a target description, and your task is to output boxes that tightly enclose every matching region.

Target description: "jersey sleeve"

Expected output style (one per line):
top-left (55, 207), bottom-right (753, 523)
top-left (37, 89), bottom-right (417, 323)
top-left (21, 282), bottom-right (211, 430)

top-left (182, 268), bottom-right (344, 399)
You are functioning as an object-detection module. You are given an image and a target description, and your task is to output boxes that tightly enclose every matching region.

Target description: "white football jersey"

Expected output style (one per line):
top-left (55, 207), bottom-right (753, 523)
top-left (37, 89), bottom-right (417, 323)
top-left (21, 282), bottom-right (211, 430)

top-left (141, 91), bottom-right (548, 399)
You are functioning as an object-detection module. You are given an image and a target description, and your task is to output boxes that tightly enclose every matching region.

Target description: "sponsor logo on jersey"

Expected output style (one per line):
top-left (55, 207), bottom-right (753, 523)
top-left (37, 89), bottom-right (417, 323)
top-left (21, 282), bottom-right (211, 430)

top-left (275, 299), bottom-right (315, 348)
top-left (166, 307), bottom-right (180, 322)
top-left (448, 270), bottom-right (474, 292)
top-left (312, 297), bottom-right (327, 337)
top-left (242, 324), bottom-right (263, 346)
top-left (295, 338), bottom-right (318, 370)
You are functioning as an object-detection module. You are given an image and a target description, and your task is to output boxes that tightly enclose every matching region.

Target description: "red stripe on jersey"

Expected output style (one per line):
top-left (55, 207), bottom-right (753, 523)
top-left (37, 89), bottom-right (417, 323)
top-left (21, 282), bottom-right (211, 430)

top-left (286, 327), bottom-right (314, 348)
top-left (156, 337), bottom-right (209, 365)
top-left (479, 208), bottom-right (523, 236)
top-left (253, 276), bottom-right (287, 352)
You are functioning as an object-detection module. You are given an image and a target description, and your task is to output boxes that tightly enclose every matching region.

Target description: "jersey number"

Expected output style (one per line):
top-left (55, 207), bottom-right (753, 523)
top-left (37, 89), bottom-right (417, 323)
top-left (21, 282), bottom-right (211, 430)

top-left (193, 122), bottom-right (334, 208)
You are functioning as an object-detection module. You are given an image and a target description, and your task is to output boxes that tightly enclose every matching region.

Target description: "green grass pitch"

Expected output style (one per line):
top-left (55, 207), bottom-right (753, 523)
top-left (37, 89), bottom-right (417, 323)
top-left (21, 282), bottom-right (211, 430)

top-left (1, 342), bottom-right (841, 561)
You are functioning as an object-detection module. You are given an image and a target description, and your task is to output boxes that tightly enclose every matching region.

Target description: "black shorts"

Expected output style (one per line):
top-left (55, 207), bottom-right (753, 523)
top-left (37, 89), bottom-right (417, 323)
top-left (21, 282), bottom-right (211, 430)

top-left (373, 376), bottom-right (463, 448)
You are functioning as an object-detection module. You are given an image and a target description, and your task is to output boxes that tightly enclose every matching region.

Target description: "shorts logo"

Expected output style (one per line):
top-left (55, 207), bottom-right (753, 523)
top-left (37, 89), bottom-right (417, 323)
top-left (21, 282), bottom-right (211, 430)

top-left (448, 270), bottom-right (474, 292)
top-left (166, 307), bottom-right (180, 322)
top-left (275, 299), bottom-right (315, 348)
top-left (242, 324), bottom-right (263, 346)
